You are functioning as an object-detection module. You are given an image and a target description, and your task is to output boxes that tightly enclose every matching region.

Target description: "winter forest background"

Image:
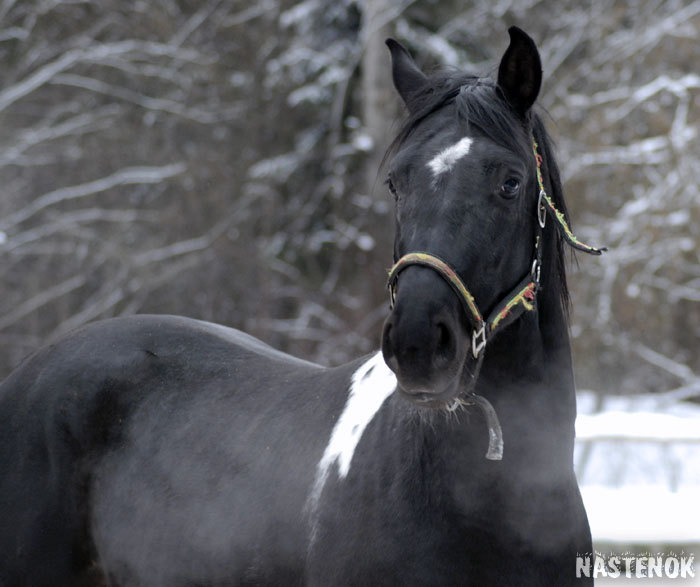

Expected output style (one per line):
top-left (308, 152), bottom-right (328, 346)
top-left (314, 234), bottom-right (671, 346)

top-left (0, 0), bottom-right (698, 402)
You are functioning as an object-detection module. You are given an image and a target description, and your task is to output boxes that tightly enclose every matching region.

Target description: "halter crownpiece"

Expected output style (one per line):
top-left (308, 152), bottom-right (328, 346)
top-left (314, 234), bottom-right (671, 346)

top-left (386, 136), bottom-right (606, 460)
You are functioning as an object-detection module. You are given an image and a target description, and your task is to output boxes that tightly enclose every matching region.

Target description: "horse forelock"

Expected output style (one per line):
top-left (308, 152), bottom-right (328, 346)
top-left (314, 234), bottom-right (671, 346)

top-left (385, 74), bottom-right (530, 165)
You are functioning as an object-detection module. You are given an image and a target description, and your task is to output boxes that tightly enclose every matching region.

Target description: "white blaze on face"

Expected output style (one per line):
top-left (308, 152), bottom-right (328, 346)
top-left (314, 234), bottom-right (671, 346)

top-left (309, 352), bottom-right (396, 506)
top-left (427, 136), bottom-right (473, 177)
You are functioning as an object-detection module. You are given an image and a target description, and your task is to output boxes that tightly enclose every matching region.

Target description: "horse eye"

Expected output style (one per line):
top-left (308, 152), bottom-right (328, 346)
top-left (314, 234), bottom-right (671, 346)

top-left (386, 177), bottom-right (398, 200)
top-left (500, 178), bottom-right (520, 198)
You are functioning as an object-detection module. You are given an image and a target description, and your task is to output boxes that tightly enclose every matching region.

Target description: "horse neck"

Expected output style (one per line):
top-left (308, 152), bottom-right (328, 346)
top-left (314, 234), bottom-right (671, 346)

top-left (479, 284), bottom-right (577, 463)
top-left (481, 259), bottom-right (575, 403)
top-left (409, 273), bottom-right (578, 501)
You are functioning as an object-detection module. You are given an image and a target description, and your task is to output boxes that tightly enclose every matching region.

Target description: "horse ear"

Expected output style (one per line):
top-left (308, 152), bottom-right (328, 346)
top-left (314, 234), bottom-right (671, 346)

top-left (497, 26), bottom-right (542, 118)
top-left (386, 39), bottom-right (428, 109)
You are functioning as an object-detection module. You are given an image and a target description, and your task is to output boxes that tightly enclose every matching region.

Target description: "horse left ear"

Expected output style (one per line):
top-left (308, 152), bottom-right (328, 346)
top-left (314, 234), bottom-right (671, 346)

top-left (497, 26), bottom-right (542, 118)
top-left (386, 39), bottom-right (428, 110)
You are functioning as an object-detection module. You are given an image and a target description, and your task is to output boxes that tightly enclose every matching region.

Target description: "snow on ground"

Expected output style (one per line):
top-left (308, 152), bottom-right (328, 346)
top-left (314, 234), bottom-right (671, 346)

top-left (576, 392), bottom-right (700, 490)
top-left (575, 392), bottom-right (700, 583)
top-left (580, 485), bottom-right (700, 544)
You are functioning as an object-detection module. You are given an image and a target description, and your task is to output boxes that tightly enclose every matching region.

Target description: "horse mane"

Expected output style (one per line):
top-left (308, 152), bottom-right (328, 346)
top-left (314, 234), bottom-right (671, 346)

top-left (384, 71), bottom-right (572, 315)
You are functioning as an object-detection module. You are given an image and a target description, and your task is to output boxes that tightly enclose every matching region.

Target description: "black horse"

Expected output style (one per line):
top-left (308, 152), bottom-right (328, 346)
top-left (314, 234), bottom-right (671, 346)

top-left (0, 27), bottom-right (598, 586)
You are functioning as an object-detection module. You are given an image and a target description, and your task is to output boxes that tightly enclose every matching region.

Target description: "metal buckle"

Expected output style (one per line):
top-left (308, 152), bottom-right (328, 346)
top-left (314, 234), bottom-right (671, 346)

top-left (530, 259), bottom-right (541, 284)
top-left (537, 190), bottom-right (547, 229)
top-left (472, 324), bottom-right (486, 359)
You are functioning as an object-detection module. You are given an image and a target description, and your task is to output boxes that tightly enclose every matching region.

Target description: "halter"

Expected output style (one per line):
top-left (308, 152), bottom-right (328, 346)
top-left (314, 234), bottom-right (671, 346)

top-left (387, 137), bottom-right (605, 362)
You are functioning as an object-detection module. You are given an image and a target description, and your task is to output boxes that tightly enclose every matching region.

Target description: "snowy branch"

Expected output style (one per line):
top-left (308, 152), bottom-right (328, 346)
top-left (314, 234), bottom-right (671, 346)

top-left (0, 275), bottom-right (85, 330)
top-left (1, 163), bottom-right (186, 230)
top-left (0, 40), bottom-right (211, 114)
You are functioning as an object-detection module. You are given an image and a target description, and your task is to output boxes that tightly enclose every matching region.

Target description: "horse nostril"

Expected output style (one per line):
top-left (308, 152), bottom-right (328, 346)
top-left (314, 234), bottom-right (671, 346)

top-left (434, 321), bottom-right (455, 365)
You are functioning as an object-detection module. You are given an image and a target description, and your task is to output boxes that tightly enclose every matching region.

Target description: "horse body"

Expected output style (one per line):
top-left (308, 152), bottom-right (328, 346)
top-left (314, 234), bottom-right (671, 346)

top-left (0, 310), bottom-right (589, 586)
top-left (0, 315), bottom-right (351, 585)
top-left (0, 27), bottom-right (595, 586)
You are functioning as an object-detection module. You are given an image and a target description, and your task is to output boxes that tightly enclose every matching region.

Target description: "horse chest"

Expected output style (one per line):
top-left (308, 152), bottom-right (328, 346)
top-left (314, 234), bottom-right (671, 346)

top-left (309, 483), bottom-right (588, 586)
top-left (306, 401), bottom-right (589, 586)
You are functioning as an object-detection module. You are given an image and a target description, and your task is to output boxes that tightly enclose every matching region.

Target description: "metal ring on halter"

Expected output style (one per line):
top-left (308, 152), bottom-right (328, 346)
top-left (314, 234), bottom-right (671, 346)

top-left (537, 190), bottom-right (547, 229)
top-left (471, 324), bottom-right (486, 359)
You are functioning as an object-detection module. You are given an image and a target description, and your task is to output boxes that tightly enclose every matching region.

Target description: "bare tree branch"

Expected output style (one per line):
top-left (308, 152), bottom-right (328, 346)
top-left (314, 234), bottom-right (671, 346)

top-left (0, 275), bottom-right (85, 330)
top-left (1, 163), bottom-right (186, 230)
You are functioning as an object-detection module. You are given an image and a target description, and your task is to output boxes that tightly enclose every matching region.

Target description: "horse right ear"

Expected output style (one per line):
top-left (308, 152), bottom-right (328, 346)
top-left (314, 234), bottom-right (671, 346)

top-left (497, 26), bottom-right (542, 118)
top-left (386, 39), bottom-right (428, 109)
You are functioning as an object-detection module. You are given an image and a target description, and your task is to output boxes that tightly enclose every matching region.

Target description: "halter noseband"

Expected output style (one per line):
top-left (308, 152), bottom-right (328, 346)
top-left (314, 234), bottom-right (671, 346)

top-left (387, 137), bottom-right (605, 362)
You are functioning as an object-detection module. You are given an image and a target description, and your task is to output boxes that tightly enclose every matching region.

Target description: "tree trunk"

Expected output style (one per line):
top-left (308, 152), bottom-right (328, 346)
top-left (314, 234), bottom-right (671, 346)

top-left (361, 0), bottom-right (397, 196)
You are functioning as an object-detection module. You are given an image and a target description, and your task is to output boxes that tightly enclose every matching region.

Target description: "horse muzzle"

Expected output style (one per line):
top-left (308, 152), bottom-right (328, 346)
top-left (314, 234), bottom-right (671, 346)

top-left (381, 265), bottom-right (468, 407)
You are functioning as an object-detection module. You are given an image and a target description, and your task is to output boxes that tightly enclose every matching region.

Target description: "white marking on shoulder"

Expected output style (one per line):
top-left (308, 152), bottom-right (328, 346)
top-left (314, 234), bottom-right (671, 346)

top-left (427, 136), bottom-right (473, 176)
top-left (309, 352), bottom-right (396, 504)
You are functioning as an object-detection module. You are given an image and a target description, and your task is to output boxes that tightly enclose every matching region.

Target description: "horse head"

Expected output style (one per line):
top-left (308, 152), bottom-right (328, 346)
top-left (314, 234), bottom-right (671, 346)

top-left (382, 27), bottom-right (547, 408)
